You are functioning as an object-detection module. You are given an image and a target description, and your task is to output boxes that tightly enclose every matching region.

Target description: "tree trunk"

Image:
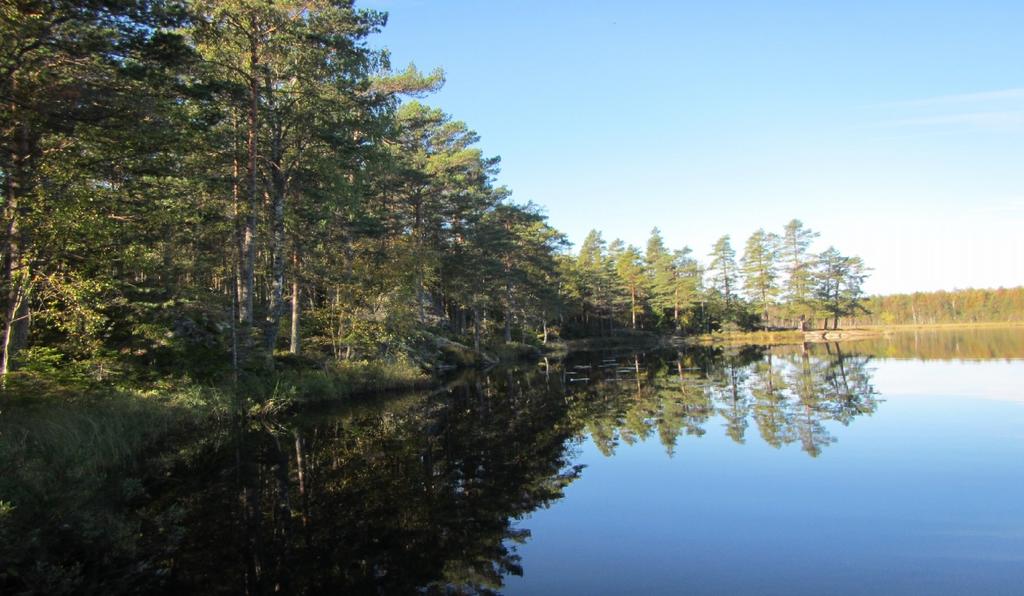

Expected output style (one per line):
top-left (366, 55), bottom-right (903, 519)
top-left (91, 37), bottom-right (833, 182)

top-left (289, 249), bottom-right (300, 355)
top-left (673, 287), bottom-right (679, 325)
top-left (762, 288), bottom-right (769, 329)
top-left (413, 192), bottom-right (426, 323)
top-left (161, 225), bottom-right (175, 295)
top-left (473, 305), bottom-right (481, 352)
top-left (263, 104), bottom-right (286, 354)
top-left (630, 285), bottom-right (637, 329)
top-left (0, 277), bottom-right (28, 381)
top-left (229, 120), bottom-right (245, 378)
top-left (456, 307), bottom-right (466, 337)
top-left (504, 276), bottom-right (513, 342)
top-left (1, 117), bottom-right (33, 381)
top-left (294, 431), bottom-right (309, 527)
top-left (238, 50), bottom-right (259, 338)
top-left (230, 261), bottom-right (239, 381)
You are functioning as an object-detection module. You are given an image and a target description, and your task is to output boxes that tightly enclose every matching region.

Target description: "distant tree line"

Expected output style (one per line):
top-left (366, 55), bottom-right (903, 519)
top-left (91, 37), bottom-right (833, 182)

top-left (860, 287), bottom-right (1024, 326)
top-left (556, 220), bottom-right (870, 337)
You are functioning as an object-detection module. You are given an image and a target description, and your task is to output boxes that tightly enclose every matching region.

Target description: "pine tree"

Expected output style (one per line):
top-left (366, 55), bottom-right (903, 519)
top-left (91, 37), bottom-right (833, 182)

top-left (814, 247), bottom-right (868, 329)
top-left (741, 229), bottom-right (780, 327)
top-left (781, 219), bottom-right (819, 327)
top-left (645, 229), bottom-right (698, 327)
top-left (0, 0), bottom-right (192, 377)
top-left (708, 235), bottom-right (738, 305)
top-left (574, 229), bottom-right (613, 333)
top-left (615, 246), bottom-right (646, 329)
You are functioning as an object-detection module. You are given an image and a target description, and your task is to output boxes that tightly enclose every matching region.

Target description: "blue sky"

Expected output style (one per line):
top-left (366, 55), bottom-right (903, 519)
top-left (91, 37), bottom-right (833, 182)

top-left (363, 0), bottom-right (1024, 294)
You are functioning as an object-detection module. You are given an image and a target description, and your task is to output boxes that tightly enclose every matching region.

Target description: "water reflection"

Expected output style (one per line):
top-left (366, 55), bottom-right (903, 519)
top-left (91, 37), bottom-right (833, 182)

top-left (161, 344), bottom-right (879, 594)
top-left (170, 381), bottom-right (581, 595)
top-left (820, 326), bottom-right (1024, 360)
top-left (562, 345), bottom-right (878, 458)
top-left (7, 330), bottom-right (1022, 594)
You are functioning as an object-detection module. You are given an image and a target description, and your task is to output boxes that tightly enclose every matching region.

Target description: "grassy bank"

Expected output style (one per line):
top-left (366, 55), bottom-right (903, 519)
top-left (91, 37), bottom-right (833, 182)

top-left (248, 358), bottom-right (433, 416)
top-left (0, 384), bottom-right (227, 592)
top-left (688, 329), bottom-right (807, 346)
top-left (0, 357), bottom-right (432, 527)
top-left (0, 348), bottom-right (472, 503)
top-left (0, 356), bottom-right (432, 592)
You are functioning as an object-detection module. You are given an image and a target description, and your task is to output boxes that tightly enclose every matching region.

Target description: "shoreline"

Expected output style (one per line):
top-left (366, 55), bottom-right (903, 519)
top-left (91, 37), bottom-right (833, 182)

top-left (686, 321), bottom-right (1024, 346)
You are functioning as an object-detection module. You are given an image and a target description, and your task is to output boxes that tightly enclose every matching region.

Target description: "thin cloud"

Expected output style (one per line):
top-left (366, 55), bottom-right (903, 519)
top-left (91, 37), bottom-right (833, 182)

top-left (968, 200), bottom-right (1024, 218)
top-left (873, 88), bottom-right (1024, 109)
top-left (865, 88), bottom-right (1024, 131)
top-left (882, 110), bottom-right (1024, 129)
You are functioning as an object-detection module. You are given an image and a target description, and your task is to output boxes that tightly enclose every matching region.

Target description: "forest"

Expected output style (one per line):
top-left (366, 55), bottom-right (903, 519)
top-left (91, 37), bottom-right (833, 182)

top-left (4, 4), bottom-right (1023, 593)
top-left (3, 1), bottom-right (1017, 403)
top-left (0, 1), bottom-right (890, 397)
top-left (860, 287), bottom-right (1024, 326)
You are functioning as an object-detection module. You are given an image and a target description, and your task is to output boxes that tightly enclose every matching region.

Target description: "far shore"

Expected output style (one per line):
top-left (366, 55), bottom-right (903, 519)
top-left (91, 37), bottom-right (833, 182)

top-left (688, 321), bottom-right (1024, 346)
top-left (857, 321), bottom-right (1024, 331)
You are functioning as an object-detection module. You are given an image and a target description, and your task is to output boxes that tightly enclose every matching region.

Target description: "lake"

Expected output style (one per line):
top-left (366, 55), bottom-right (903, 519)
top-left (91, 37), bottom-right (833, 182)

top-left (505, 334), bottom-right (1024, 595)
top-left (7, 328), bottom-right (1024, 594)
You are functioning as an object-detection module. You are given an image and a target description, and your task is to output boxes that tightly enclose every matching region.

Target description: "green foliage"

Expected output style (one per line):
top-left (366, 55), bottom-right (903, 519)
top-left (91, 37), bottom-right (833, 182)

top-left (740, 229), bottom-right (781, 324)
top-left (614, 245), bottom-right (645, 328)
top-left (780, 219), bottom-right (820, 318)
top-left (0, 0), bottom-right (583, 390)
top-left (814, 247), bottom-right (869, 328)
top-left (557, 220), bottom-right (871, 334)
top-left (708, 235), bottom-right (739, 303)
top-left (645, 229), bottom-right (699, 328)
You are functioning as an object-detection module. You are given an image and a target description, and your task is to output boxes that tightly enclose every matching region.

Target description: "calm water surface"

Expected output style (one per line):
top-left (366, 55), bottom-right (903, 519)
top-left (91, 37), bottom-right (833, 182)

top-left (25, 329), bottom-right (1024, 594)
top-left (505, 339), bottom-right (1024, 595)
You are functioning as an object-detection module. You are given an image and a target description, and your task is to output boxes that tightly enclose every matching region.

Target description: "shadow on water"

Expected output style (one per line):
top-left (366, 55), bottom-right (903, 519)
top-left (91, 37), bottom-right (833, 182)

top-left (166, 374), bottom-right (582, 595)
top-left (23, 331), bottom-right (1004, 593)
top-left (165, 346), bottom-right (878, 592)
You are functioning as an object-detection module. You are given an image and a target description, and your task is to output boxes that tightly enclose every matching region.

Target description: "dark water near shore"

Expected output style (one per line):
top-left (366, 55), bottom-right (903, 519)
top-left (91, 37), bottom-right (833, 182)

top-left (9, 328), bottom-right (1024, 594)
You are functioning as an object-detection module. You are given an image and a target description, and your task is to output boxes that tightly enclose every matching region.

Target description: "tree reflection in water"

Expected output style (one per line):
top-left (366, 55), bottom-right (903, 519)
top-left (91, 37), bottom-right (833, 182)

top-left (565, 344), bottom-right (879, 460)
top-left (160, 344), bottom-right (878, 594)
top-left (168, 378), bottom-right (582, 594)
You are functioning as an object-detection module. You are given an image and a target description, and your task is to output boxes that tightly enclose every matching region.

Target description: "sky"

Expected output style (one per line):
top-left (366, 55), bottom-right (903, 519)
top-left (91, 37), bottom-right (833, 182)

top-left (362, 0), bottom-right (1024, 295)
